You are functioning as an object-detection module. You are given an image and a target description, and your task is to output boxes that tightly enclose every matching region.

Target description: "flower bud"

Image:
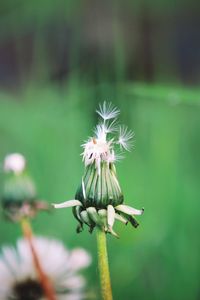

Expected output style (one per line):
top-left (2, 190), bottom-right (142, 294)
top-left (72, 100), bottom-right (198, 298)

top-left (75, 162), bottom-right (123, 209)
top-left (2, 154), bottom-right (50, 221)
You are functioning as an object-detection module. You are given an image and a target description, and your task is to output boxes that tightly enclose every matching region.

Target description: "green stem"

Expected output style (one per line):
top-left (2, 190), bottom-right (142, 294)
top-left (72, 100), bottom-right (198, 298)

top-left (96, 228), bottom-right (113, 300)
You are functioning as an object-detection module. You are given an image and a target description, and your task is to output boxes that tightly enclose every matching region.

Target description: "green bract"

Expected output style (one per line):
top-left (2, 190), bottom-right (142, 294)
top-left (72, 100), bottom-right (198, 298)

top-left (75, 163), bottom-right (123, 208)
top-left (2, 153), bottom-right (50, 222)
top-left (3, 173), bottom-right (36, 207)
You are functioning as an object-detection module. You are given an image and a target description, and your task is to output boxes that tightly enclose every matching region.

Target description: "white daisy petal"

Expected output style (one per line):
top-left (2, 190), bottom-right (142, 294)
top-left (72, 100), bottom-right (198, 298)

top-left (60, 275), bottom-right (85, 290)
top-left (1, 247), bottom-right (21, 277)
top-left (67, 248), bottom-right (92, 272)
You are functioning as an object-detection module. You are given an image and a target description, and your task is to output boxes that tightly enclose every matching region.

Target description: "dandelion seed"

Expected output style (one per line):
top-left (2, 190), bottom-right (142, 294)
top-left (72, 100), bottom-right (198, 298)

top-left (96, 101), bottom-right (120, 121)
top-left (117, 125), bottom-right (134, 151)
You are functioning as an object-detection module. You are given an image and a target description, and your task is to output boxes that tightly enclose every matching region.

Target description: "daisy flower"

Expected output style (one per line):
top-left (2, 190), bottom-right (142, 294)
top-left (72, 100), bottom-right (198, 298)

top-left (53, 102), bottom-right (144, 237)
top-left (0, 237), bottom-right (91, 300)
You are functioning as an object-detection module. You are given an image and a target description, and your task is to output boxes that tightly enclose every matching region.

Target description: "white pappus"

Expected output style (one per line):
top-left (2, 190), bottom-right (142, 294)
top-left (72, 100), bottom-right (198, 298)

top-left (82, 102), bottom-right (134, 173)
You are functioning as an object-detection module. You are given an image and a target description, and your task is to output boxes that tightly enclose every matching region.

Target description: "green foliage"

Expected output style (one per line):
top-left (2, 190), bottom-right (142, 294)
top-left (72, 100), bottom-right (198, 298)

top-left (0, 82), bottom-right (199, 300)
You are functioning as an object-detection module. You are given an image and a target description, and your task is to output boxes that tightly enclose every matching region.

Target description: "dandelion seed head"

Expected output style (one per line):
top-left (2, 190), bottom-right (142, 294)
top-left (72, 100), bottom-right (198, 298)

top-left (54, 102), bottom-right (143, 236)
top-left (4, 153), bottom-right (26, 174)
top-left (82, 102), bottom-right (134, 171)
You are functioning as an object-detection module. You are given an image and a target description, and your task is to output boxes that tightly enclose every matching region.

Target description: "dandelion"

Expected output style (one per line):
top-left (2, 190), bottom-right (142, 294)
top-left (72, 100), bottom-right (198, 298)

top-left (2, 154), bottom-right (53, 299)
top-left (2, 153), bottom-right (50, 222)
top-left (53, 102), bottom-right (143, 237)
top-left (53, 102), bottom-right (144, 300)
top-left (0, 236), bottom-right (91, 300)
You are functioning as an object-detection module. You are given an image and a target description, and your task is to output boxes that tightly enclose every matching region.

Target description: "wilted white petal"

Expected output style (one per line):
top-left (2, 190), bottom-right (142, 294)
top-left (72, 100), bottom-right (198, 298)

top-left (109, 228), bottom-right (119, 238)
top-left (107, 205), bottom-right (115, 228)
top-left (52, 200), bottom-right (82, 209)
top-left (115, 213), bottom-right (128, 224)
top-left (115, 204), bottom-right (144, 216)
top-left (80, 211), bottom-right (93, 226)
top-left (86, 207), bottom-right (101, 225)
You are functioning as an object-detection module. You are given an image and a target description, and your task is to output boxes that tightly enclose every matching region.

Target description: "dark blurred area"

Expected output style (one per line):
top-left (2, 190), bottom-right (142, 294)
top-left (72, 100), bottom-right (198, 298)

top-left (1, 0), bottom-right (200, 90)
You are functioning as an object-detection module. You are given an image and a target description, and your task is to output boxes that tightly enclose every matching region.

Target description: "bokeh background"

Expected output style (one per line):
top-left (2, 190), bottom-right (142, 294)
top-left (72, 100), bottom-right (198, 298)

top-left (0, 1), bottom-right (200, 299)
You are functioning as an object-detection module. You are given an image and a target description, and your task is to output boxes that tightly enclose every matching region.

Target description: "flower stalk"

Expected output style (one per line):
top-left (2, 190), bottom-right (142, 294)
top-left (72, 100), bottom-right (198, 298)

top-left (96, 228), bottom-right (112, 300)
top-left (53, 102), bottom-right (144, 300)
top-left (20, 218), bottom-right (56, 300)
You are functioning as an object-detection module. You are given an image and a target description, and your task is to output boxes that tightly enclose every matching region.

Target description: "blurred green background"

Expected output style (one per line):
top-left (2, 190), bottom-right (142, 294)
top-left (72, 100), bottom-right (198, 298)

top-left (0, 1), bottom-right (200, 300)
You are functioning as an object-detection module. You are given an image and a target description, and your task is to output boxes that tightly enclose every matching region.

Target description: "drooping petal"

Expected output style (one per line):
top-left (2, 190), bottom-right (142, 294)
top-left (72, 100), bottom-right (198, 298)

top-left (127, 215), bottom-right (139, 228)
top-left (98, 209), bottom-right (108, 231)
top-left (86, 207), bottom-right (102, 226)
top-left (107, 205), bottom-right (119, 238)
top-left (80, 210), bottom-right (94, 226)
top-left (109, 228), bottom-right (119, 238)
top-left (115, 213), bottom-right (128, 225)
top-left (72, 206), bottom-right (83, 233)
top-left (115, 204), bottom-right (144, 216)
top-left (52, 200), bottom-right (82, 209)
top-left (107, 205), bottom-right (115, 229)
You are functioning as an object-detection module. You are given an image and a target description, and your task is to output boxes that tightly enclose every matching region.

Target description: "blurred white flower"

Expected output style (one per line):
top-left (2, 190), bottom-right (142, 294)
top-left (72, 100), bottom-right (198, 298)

top-left (0, 237), bottom-right (91, 300)
top-left (4, 153), bottom-right (26, 174)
